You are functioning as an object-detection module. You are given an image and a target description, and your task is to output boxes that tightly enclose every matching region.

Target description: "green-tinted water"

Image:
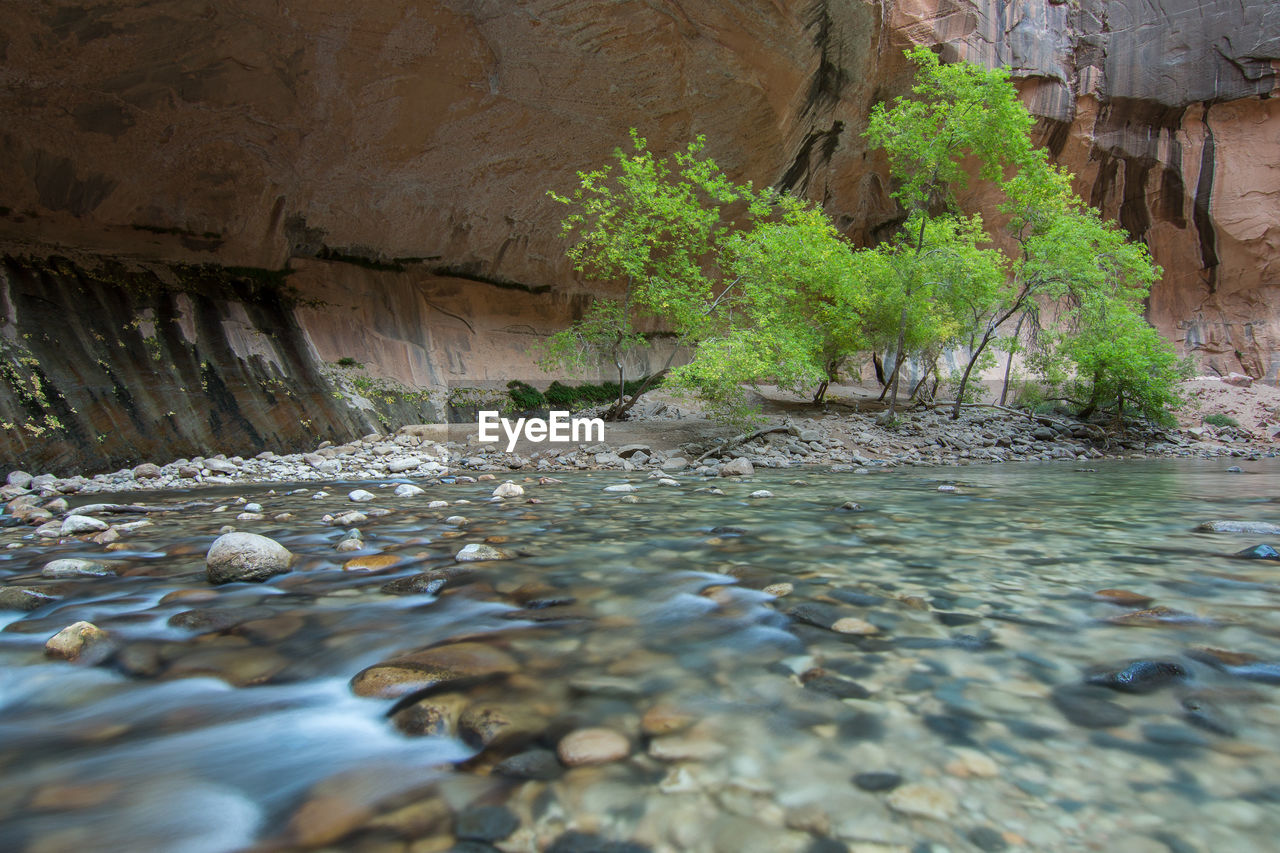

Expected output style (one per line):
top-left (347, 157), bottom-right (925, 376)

top-left (0, 459), bottom-right (1277, 851)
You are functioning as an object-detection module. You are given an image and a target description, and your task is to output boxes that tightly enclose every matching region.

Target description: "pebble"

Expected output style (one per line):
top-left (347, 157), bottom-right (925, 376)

top-left (1091, 588), bottom-right (1154, 607)
top-left (42, 558), bottom-right (113, 578)
top-left (1085, 660), bottom-right (1188, 693)
top-left (831, 617), bottom-right (879, 635)
top-left (205, 532), bottom-right (295, 584)
top-left (1234, 544), bottom-right (1279, 560)
top-left (885, 783), bottom-right (957, 820)
top-left (749, 490), bottom-right (774, 498)
top-left (455, 805), bottom-right (519, 843)
top-left (45, 621), bottom-right (110, 661)
top-left (493, 748), bottom-right (564, 780)
top-left (348, 489), bottom-right (376, 502)
top-left (763, 582), bottom-right (794, 597)
top-left (1050, 685), bottom-right (1131, 728)
top-left (61, 515), bottom-right (109, 535)
top-left (394, 484), bottom-right (425, 497)
top-left (1197, 520), bottom-right (1280, 534)
top-left (0, 587), bottom-right (58, 611)
top-left (557, 727), bottom-right (630, 766)
top-left (349, 641), bottom-right (517, 698)
top-left (852, 772), bottom-right (902, 792)
top-left (456, 543), bottom-right (512, 562)
top-left (493, 481), bottom-right (524, 498)
top-left (603, 483), bottom-right (637, 493)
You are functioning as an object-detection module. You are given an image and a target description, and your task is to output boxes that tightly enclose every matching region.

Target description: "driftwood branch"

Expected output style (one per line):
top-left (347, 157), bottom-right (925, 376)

top-left (695, 426), bottom-right (791, 462)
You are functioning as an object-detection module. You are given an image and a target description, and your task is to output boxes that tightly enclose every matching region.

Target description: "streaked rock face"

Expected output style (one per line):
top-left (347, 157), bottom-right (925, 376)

top-left (0, 1), bottom-right (1276, 467)
top-left (895, 0), bottom-right (1280, 380)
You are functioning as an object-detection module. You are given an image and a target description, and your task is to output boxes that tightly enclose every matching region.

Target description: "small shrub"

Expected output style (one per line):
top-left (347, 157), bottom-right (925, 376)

top-left (1204, 413), bottom-right (1239, 428)
top-left (506, 380), bottom-right (547, 411)
top-left (336, 356), bottom-right (361, 368)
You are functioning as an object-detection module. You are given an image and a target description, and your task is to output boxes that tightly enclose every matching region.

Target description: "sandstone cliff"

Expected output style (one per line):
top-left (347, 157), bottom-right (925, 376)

top-left (0, 0), bottom-right (1276, 470)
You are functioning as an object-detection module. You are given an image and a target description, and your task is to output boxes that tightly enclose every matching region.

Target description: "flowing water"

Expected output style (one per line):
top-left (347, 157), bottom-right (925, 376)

top-left (1, 459), bottom-right (1278, 852)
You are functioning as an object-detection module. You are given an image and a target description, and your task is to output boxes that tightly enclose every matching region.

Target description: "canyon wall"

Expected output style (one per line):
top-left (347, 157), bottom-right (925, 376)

top-left (0, 0), bottom-right (1276, 470)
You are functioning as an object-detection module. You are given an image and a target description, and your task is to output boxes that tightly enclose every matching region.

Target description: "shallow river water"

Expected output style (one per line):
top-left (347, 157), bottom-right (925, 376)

top-left (1, 459), bottom-right (1278, 853)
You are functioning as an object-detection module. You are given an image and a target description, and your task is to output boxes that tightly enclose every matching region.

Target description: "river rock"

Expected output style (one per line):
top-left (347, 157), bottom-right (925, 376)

top-left (1050, 685), bottom-right (1131, 728)
top-left (831, 617), bottom-right (879, 635)
top-left (1234, 544), bottom-right (1280, 560)
top-left (749, 490), bottom-right (774, 498)
top-left (203, 458), bottom-right (238, 475)
top-left (0, 587), bottom-right (57, 611)
top-left (394, 484), bottom-right (425, 497)
top-left (1106, 606), bottom-right (1204, 627)
top-left (456, 543), bottom-right (512, 562)
top-left (1091, 589), bottom-right (1154, 607)
top-left (719, 458), bottom-right (754, 477)
top-left (387, 457), bottom-right (423, 473)
top-left (493, 748), bottom-right (564, 780)
top-left (131, 463), bottom-right (162, 480)
top-left (1085, 660), bottom-right (1188, 693)
top-left (349, 641), bottom-right (517, 698)
top-left (61, 515), bottom-right (108, 535)
top-left (342, 554), bottom-right (401, 572)
top-left (42, 558), bottom-right (113, 578)
top-left (1197, 520), bottom-right (1280, 535)
top-left (852, 772), bottom-right (902, 792)
top-left (348, 489), bottom-right (376, 502)
top-left (557, 727), bottom-right (630, 766)
top-left (7, 470), bottom-right (32, 489)
top-left (44, 621), bottom-right (110, 661)
top-left (455, 805), bottom-right (519, 843)
top-left (492, 481), bottom-right (524, 498)
top-left (603, 483), bottom-right (636, 493)
top-left (886, 783), bottom-right (957, 820)
top-left (205, 532), bottom-right (295, 584)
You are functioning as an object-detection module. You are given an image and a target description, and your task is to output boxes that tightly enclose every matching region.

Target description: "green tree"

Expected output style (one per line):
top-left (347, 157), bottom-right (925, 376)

top-left (866, 47), bottom-right (1184, 424)
top-left (865, 45), bottom-right (1035, 416)
top-left (544, 130), bottom-right (767, 418)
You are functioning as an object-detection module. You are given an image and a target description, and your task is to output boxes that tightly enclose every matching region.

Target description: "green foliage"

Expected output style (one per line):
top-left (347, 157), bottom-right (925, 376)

top-left (863, 46), bottom-right (1185, 424)
top-left (1204, 413), bottom-right (1239, 428)
top-left (335, 356), bottom-right (362, 368)
top-left (542, 378), bottom-right (655, 409)
top-left (506, 380), bottom-right (546, 411)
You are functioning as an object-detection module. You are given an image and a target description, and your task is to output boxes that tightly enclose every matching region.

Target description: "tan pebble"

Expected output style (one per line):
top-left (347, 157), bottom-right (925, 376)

top-left (342, 554), bottom-right (401, 572)
top-left (832, 617), bottom-right (879, 635)
top-left (762, 582), bottom-right (793, 597)
top-left (44, 621), bottom-right (110, 661)
top-left (641, 704), bottom-right (697, 736)
top-left (886, 783), bottom-right (957, 820)
top-left (557, 727), bottom-right (630, 766)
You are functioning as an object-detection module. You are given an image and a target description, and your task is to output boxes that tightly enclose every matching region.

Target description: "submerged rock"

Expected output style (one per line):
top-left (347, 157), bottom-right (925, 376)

top-left (455, 543), bottom-right (512, 562)
top-left (349, 641), bottom-right (517, 698)
top-left (852, 771), bottom-right (903, 792)
top-left (1234, 544), bottom-right (1280, 560)
top-left (41, 558), bottom-right (113, 578)
top-left (44, 621), bottom-right (110, 661)
top-left (205, 532), bottom-right (294, 584)
top-left (885, 783), bottom-right (956, 820)
top-left (1105, 606), bottom-right (1205, 627)
top-left (1050, 685), bottom-right (1131, 728)
top-left (0, 587), bottom-right (57, 611)
top-left (1198, 520), bottom-right (1280, 535)
top-left (1091, 589), bottom-right (1155, 607)
top-left (1085, 660), bottom-right (1188, 693)
top-left (557, 727), bottom-right (630, 766)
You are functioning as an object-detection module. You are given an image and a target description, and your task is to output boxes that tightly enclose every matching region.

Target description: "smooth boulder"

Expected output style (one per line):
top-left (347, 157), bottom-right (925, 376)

top-left (206, 532), bottom-right (295, 584)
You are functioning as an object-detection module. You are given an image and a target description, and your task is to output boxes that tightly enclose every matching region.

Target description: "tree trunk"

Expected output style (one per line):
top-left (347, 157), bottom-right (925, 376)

top-left (885, 307), bottom-right (909, 417)
top-left (812, 380), bottom-right (829, 405)
top-left (998, 313), bottom-right (1027, 407)
top-left (951, 328), bottom-right (995, 420)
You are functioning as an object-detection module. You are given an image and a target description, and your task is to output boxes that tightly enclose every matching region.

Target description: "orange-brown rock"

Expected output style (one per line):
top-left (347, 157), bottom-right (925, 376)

top-left (349, 641), bottom-right (517, 698)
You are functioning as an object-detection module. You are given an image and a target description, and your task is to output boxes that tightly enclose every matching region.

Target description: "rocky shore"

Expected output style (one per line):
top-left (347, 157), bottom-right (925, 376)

top-left (2, 400), bottom-right (1275, 504)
